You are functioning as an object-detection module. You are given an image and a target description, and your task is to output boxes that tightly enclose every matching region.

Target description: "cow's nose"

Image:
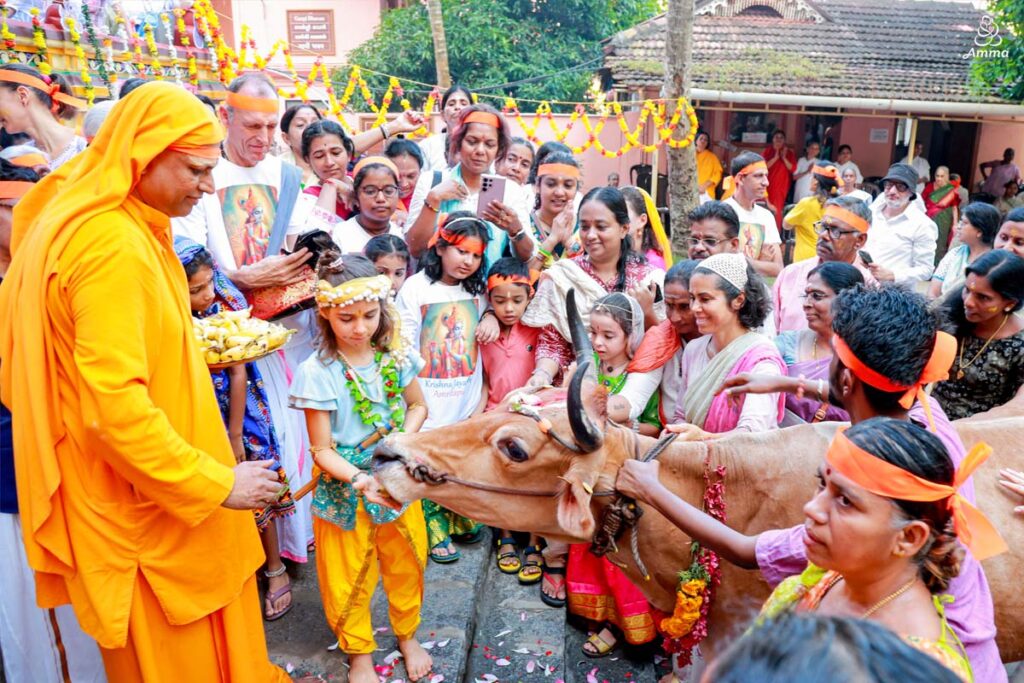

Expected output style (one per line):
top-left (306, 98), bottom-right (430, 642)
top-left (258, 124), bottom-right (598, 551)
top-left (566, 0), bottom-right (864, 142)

top-left (372, 441), bottom-right (403, 472)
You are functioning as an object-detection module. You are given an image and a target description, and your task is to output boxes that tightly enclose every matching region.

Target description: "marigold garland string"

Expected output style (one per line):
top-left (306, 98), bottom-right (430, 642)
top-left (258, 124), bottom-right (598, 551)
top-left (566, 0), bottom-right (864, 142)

top-left (80, 3), bottom-right (110, 89)
top-left (64, 17), bottom-right (94, 105)
top-left (0, 0), bottom-right (17, 51)
top-left (28, 7), bottom-right (51, 75)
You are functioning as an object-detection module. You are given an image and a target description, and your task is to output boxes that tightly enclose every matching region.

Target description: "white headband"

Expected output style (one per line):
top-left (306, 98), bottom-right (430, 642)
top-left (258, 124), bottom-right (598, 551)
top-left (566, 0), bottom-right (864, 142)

top-left (697, 253), bottom-right (748, 292)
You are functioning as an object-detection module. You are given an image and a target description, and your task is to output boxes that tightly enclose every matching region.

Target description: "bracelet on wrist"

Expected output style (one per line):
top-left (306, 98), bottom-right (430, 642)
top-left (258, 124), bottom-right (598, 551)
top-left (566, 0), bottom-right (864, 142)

top-left (350, 471), bottom-right (368, 486)
top-left (380, 123), bottom-right (390, 140)
top-left (424, 199), bottom-right (439, 212)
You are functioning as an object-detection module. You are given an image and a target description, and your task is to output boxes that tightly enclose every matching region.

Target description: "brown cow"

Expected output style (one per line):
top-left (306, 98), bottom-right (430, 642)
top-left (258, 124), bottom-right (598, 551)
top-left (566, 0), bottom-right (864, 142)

top-left (374, 303), bottom-right (1024, 662)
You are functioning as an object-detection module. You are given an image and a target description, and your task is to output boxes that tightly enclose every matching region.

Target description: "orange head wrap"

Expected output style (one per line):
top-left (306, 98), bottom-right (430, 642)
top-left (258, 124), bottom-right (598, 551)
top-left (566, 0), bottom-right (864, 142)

top-left (826, 428), bottom-right (1007, 561)
top-left (0, 82), bottom-right (224, 583)
top-left (811, 164), bottom-right (839, 179)
top-left (352, 155), bottom-right (399, 178)
top-left (427, 214), bottom-right (486, 255)
top-left (0, 69), bottom-right (88, 114)
top-left (10, 152), bottom-right (49, 168)
top-left (832, 331), bottom-right (957, 430)
top-left (224, 90), bottom-right (279, 114)
top-left (0, 181), bottom-right (36, 200)
top-left (487, 269), bottom-right (540, 292)
top-left (721, 160), bottom-right (769, 198)
top-left (537, 163), bottom-right (580, 180)
top-left (463, 111), bottom-right (501, 129)
top-left (823, 204), bottom-right (870, 234)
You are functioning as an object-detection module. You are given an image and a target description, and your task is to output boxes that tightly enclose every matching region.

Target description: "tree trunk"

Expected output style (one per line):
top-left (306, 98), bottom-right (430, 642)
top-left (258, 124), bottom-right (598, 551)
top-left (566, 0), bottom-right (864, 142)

top-left (426, 0), bottom-right (451, 88)
top-left (664, 0), bottom-right (699, 258)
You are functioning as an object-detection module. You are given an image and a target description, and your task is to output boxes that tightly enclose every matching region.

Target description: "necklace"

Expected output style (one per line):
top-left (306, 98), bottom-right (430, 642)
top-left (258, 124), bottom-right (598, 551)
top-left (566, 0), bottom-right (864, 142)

top-left (596, 353), bottom-right (629, 394)
top-left (956, 315), bottom-right (1009, 380)
top-left (337, 350), bottom-right (405, 430)
top-left (860, 576), bottom-right (918, 619)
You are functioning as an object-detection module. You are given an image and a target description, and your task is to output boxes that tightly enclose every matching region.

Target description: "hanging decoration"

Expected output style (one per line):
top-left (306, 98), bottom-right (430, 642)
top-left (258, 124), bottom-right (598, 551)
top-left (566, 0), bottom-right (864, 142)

top-left (1, 0), bottom-right (701, 156)
top-left (64, 17), bottom-right (94, 105)
top-left (28, 7), bottom-right (51, 75)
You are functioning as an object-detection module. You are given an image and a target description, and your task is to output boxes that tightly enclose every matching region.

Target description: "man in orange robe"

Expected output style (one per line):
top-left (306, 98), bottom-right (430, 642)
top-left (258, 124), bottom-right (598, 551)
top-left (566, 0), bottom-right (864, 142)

top-left (0, 82), bottom-right (290, 682)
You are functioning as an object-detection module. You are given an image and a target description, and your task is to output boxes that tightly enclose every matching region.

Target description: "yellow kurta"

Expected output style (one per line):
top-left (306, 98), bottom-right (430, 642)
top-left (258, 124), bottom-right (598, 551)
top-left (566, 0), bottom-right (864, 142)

top-left (0, 83), bottom-right (286, 682)
top-left (697, 149), bottom-right (724, 199)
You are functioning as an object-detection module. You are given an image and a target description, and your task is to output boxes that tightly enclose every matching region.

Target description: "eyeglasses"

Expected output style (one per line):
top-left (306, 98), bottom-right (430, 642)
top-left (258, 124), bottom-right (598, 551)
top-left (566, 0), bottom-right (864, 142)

top-left (813, 221), bottom-right (860, 240)
top-left (800, 291), bottom-right (830, 302)
top-left (359, 185), bottom-right (399, 198)
top-left (882, 180), bottom-right (910, 193)
top-left (685, 236), bottom-right (728, 249)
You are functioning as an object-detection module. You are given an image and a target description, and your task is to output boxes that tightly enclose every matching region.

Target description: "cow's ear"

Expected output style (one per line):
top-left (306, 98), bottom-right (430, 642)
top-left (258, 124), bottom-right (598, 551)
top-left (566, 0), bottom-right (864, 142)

top-left (557, 460), bottom-right (598, 540)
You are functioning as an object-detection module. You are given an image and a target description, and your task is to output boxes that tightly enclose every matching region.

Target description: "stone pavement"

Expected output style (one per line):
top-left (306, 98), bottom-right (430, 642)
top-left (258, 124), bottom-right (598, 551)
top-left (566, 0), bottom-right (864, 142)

top-left (265, 530), bottom-right (670, 683)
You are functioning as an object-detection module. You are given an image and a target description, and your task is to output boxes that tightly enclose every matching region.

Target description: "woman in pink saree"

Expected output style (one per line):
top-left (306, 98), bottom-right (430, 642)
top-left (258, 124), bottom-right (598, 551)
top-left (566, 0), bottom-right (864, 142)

top-left (668, 253), bottom-right (786, 439)
top-left (773, 262), bottom-right (864, 423)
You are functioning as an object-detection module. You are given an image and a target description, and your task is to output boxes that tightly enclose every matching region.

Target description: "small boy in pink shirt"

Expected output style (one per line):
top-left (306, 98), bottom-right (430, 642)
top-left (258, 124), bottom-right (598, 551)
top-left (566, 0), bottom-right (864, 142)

top-left (480, 257), bottom-right (541, 411)
top-left (479, 257), bottom-right (544, 583)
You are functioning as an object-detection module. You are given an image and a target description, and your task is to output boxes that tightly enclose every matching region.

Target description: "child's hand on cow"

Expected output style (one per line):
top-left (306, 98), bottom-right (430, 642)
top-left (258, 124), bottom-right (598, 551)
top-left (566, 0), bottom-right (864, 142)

top-left (616, 460), bottom-right (661, 503)
top-left (354, 473), bottom-right (400, 510)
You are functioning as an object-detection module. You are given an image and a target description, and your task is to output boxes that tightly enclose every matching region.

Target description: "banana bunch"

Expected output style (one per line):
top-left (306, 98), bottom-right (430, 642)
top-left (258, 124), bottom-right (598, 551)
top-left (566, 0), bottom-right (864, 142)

top-left (194, 309), bottom-right (295, 366)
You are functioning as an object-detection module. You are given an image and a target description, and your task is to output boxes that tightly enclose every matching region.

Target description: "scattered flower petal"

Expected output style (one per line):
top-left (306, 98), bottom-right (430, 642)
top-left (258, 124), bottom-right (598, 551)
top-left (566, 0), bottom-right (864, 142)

top-left (495, 658), bottom-right (511, 666)
top-left (422, 641), bottom-right (436, 650)
top-left (327, 640), bottom-right (340, 651)
top-left (586, 667), bottom-right (599, 683)
top-left (437, 638), bottom-right (450, 648)
top-left (383, 650), bottom-right (403, 665)
top-left (429, 675), bottom-right (445, 683)
top-left (513, 648), bottom-right (531, 654)
top-left (375, 626), bottom-right (390, 633)
top-left (476, 676), bottom-right (498, 683)
top-left (495, 629), bottom-right (512, 637)
top-left (520, 612), bottom-right (526, 621)
top-left (527, 660), bottom-right (537, 673)
top-left (285, 663), bottom-right (295, 674)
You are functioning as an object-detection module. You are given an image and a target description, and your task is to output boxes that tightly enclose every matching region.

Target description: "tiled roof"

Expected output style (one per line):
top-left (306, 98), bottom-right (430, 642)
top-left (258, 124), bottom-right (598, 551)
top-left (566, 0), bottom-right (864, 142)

top-left (602, 0), bottom-right (1006, 103)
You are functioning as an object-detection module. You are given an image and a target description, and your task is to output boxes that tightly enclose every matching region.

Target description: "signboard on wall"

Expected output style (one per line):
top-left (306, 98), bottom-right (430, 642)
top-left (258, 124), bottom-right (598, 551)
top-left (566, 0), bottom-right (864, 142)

top-left (287, 10), bottom-right (335, 55)
top-left (869, 128), bottom-right (890, 144)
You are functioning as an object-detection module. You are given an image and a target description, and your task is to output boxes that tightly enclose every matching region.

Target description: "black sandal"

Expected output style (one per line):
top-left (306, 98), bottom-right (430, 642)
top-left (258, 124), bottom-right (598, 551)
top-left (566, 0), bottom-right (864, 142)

top-left (540, 563), bottom-right (567, 607)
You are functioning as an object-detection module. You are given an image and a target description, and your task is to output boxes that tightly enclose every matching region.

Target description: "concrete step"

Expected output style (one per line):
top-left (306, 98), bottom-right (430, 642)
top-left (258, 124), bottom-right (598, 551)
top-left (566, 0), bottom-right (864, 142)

top-left (464, 548), bottom-right (567, 682)
top-left (266, 529), bottom-right (491, 682)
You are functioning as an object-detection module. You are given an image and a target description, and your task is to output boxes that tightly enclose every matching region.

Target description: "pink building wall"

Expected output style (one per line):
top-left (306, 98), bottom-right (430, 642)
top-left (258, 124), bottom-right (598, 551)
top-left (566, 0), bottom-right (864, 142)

top-left (972, 121), bottom-right (1024, 192)
top-left (837, 116), bottom-right (897, 179)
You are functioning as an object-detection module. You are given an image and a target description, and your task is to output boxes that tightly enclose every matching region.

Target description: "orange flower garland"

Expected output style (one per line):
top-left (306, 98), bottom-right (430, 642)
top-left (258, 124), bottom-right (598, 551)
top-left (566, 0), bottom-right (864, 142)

top-left (1, 0), bottom-right (18, 51)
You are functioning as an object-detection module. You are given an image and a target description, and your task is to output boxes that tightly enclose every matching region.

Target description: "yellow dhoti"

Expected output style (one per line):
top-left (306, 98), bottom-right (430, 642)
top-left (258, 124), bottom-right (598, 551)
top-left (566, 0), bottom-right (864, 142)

top-left (99, 574), bottom-right (289, 683)
top-left (314, 501), bottom-right (427, 654)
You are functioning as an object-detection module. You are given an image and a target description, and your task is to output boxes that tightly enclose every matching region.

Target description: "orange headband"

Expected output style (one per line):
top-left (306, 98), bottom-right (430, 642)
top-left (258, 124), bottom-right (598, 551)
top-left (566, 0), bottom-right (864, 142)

top-left (537, 163), bottom-right (580, 179)
top-left (427, 218), bottom-right (486, 255)
top-left (0, 70), bottom-right (87, 113)
top-left (833, 331), bottom-right (956, 429)
top-left (823, 204), bottom-right (870, 233)
top-left (826, 429), bottom-right (1007, 561)
top-left (224, 91), bottom-right (278, 113)
top-left (0, 181), bottom-right (35, 200)
top-left (166, 143), bottom-right (222, 159)
top-left (721, 160), bottom-right (769, 197)
top-left (487, 270), bottom-right (540, 292)
top-left (736, 160), bottom-right (768, 177)
top-left (463, 111), bottom-right (501, 128)
top-left (811, 165), bottom-right (839, 179)
top-left (10, 153), bottom-right (48, 168)
top-left (352, 155), bottom-right (399, 178)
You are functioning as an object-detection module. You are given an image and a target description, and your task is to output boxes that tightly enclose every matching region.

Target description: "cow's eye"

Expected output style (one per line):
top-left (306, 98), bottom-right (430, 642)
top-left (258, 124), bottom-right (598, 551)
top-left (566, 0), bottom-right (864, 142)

top-left (499, 438), bottom-right (530, 463)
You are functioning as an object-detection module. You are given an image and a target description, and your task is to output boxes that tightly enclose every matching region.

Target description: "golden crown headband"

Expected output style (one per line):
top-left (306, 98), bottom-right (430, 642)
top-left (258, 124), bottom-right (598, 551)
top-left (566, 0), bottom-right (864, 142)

top-left (315, 274), bottom-right (393, 307)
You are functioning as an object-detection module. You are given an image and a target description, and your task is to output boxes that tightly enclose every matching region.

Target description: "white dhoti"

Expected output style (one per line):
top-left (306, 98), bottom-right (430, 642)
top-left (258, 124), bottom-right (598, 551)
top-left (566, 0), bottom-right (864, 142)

top-left (0, 513), bottom-right (106, 683)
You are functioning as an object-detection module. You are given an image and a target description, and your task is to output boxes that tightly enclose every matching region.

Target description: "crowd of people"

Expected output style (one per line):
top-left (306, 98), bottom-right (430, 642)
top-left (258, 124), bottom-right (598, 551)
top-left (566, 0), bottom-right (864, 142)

top-left (0, 64), bottom-right (1021, 683)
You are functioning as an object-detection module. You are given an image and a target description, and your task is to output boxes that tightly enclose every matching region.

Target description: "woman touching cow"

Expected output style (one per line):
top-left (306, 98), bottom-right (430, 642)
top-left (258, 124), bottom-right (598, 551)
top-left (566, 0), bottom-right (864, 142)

top-left (621, 284), bottom-right (1007, 683)
top-left (620, 417), bottom-right (1006, 681)
top-left (663, 253), bottom-right (786, 440)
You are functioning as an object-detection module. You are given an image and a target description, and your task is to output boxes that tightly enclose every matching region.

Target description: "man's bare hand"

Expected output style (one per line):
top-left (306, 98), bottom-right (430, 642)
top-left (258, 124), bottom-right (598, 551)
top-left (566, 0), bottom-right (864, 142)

top-left (223, 460), bottom-right (282, 510)
top-left (231, 249), bottom-right (310, 289)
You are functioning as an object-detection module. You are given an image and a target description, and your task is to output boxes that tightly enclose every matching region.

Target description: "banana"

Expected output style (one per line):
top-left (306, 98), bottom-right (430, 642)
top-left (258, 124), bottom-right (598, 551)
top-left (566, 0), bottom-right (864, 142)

top-left (194, 310), bottom-right (294, 367)
top-left (204, 349), bottom-right (222, 364)
top-left (219, 346), bottom-right (248, 362)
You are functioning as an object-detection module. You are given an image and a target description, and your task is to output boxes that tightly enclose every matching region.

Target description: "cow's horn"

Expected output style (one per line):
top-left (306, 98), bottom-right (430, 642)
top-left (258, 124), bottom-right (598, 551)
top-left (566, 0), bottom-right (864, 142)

top-left (568, 357), bottom-right (603, 453)
top-left (566, 289), bottom-right (593, 367)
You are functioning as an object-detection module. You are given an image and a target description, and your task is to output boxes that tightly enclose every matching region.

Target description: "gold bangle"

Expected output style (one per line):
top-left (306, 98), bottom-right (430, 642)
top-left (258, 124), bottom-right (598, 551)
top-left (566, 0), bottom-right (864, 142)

top-left (309, 443), bottom-right (336, 461)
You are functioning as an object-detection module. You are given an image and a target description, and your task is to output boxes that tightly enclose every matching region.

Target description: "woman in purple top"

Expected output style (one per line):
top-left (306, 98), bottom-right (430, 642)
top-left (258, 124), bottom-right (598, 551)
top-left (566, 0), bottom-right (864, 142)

top-left (626, 284), bottom-right (1004, 683)
top-left (773, 261), bottom-right (863, 423)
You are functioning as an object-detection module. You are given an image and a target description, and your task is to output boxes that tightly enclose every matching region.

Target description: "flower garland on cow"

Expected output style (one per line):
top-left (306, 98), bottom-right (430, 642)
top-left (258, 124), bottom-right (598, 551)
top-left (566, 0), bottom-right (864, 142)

top-left (659, 458), bottom-right (727, 667)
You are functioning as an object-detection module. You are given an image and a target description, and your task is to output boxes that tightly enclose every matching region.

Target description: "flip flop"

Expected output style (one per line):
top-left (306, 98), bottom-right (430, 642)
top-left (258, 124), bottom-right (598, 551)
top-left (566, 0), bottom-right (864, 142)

top-left (263, 582), bottom-right (293, 621)
top-left (496, 536), bottom-right (522, 574)
top-left (518, 544), bottom-right (544, 585)
top-left (429, 536), bottom-right (461, 564)
top-left (539, 564), bottom-right (566, 608)
top-left (582, 629), bottom-right (617, 658)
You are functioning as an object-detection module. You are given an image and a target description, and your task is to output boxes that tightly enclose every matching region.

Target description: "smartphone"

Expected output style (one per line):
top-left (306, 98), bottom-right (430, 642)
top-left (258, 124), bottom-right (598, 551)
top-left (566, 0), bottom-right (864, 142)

top-left (476, 173), bottom-right (507, 219)
top-left (653, 284), bottom-right (664, 303)
top-left (858, 250), bottom-right (873, 265)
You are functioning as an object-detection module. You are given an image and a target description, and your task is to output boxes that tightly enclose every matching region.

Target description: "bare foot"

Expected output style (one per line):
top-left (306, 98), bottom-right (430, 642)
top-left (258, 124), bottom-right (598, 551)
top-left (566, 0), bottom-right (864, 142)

top-left (398, 638), bottom-right (433, 682)
top-left (348, 653), bottom-right (377, 683)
